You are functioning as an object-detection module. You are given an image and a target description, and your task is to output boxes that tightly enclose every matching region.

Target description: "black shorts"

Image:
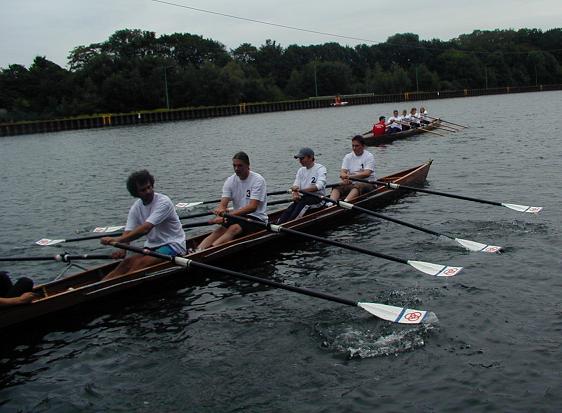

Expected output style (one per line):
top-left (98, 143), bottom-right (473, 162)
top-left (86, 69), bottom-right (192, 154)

top-left (222, 215), bottom-right (265, 234)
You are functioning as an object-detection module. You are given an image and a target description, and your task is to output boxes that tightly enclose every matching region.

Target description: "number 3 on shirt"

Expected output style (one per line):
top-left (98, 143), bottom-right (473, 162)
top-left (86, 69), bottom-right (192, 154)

top-left (246, 189), bottom-right (251, 198)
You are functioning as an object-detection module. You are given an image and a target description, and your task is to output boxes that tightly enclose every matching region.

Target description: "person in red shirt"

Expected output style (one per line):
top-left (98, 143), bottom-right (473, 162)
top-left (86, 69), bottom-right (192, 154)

top-left (372, 116), bottom-right (387, 136)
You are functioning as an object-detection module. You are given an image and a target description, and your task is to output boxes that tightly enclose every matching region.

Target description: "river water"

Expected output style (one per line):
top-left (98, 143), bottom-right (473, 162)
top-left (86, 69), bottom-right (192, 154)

top-left (1, 91), bottom-right (561, 412)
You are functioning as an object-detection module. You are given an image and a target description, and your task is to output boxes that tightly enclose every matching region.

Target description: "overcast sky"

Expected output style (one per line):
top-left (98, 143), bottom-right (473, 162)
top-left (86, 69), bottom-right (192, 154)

top-left (1, 0), bottom-right (561, 69)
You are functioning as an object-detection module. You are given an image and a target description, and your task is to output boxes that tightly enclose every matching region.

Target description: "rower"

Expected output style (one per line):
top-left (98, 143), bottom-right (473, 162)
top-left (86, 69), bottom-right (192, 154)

top-left (0, 271), bottom-right (34, 307)
top-left (419, 107), bottom-right (430, 125)
top-left (372, 116), bottom-right (387, 137)
top-left (401, 110), bottom-right (410, 130)
top-left (100, 170), bottom-right (186, 280)
top-left (387, 110), bottom-right (402, 134)
top-left (408, 107), bottom-right (421, 128)
top-left (277, 147), bottom-right (327, 224)
top-left (330, 135), bottom-right (376, 202)
top-left (197, 152), bottom-right (268, 249)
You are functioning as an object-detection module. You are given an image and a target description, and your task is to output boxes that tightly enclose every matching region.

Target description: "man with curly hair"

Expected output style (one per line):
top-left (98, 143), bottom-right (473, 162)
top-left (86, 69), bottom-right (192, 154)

top-left (100, 170), bottom-right (186, 279)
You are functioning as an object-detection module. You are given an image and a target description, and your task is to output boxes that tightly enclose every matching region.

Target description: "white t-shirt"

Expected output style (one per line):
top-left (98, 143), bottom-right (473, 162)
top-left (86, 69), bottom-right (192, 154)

top-left (388, 115), bottom-right (402, 130)
top-left (293, 163), bottom-right (327, 196)
top-left (342, 151), bottom-right (376, 180)
top-left (222, 171), bottom-right (268, 222)
top-left (125, 192), bottom-right (186, 254)
top-left (409, 113), bottom-right (421, 125)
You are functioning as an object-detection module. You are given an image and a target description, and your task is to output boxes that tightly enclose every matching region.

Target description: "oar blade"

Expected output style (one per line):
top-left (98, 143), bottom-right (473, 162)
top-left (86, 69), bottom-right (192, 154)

top-left (454, 238), bottom-right (502, 253)
top-left (357, 302), bottom-right (434, 324)
top-left (93, 226), bottom-right (125, 233)
top-left (407, 260), bottom-right (463, 277)
top-left (35, 238), bottom-right (65, 246)
top-left (501, 203), bottom-right (543, 214)
top-left (176, 202), bottom-right (204, 209)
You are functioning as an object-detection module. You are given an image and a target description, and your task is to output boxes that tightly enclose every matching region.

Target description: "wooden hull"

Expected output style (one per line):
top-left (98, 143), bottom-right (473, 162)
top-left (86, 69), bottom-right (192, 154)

top-left (0, 161), bottom-right (432, 330)
top-left (363, 120), bottom-right (441, 146)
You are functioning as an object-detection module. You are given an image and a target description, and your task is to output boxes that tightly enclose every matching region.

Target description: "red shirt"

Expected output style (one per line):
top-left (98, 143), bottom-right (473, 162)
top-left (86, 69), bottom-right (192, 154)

top-left (373, 120), bottom-right (386, 136)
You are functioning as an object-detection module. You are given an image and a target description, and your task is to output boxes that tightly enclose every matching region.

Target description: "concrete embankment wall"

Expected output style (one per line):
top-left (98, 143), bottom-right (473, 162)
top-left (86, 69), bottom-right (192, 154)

top-left (1, 84), bottom-right (560, 137)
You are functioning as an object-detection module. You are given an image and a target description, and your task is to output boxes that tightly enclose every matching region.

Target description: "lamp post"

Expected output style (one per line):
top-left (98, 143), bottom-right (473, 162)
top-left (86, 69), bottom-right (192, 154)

top-left (314, 59), bottom-right (318, 97)
top-left (163, 66), bottom-right (170, 110)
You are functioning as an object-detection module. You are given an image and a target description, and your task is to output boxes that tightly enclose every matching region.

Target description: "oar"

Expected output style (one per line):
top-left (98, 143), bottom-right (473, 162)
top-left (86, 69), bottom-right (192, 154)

top-left (176, 186), bottom-right (338, 209)
top-left (300, 190), bottom-right (502, 253)
top-left (178, 198), bottom-right (292, 220)
top-left (433, 124), bottom-right (458, 132)
top-left (0, 253), bottom-right (113, 262)
top-left (418, 126), bottom-right (445, 137)
top-left (425, 115), bottom-right (468, 129)
top-left (351, 177), bottom-right (543, 215)
top-left (36, 232), bottom-right (117, 246)
top-left (183, 221), bottom-right (215, 228)
top-left (88, 199), bottom-right (294, 232)
top-left (223, 214), bottom-right (463, 277)
top-left (109, 241), bottom-right (434, 324)
top-left (38, 220), bottom-right (217, 246)
top-left (397, 121), bottom-right (445, 137)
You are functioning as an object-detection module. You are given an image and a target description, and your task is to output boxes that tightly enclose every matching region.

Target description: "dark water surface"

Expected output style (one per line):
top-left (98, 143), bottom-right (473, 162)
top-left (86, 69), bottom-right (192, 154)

top-left (1, 92), bottom-right (561, 412)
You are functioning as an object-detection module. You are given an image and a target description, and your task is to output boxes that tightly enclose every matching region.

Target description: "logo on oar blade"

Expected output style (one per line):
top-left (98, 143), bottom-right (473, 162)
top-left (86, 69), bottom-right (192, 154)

top-left (404, 311), bottom-right (423, 322)
top-left (439, 266), bottom-right (462, 277)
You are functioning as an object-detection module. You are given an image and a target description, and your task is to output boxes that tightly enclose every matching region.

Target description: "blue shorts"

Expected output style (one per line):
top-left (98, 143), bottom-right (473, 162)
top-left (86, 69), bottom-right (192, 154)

top-left (151, 245), bottom-right (181, 257)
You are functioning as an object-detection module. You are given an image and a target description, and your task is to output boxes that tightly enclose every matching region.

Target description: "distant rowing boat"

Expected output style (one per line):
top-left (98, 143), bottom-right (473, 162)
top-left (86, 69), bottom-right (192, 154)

top-left (330, 101), bottom-right (349, 107)
top-left (0, 161), bottom-right (432, 331)
top-left (363, 120), bottom-right (442, 146)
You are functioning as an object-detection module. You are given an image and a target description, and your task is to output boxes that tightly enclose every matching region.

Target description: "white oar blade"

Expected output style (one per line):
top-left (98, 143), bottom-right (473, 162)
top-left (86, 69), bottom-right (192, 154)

top-left (455, 238), bottom-right (502, 253)
top-left (93, 226), bottom-right (125, 233)
top-left (407, 260), bottom-right (463, 277)
top-left (35, 238), bottom-right (65, 246)
top-left (502, 203), bottom-right (543, 214)
top-left (176, 202), bottom-right (203, 209)
top-left (358, 302), bottom-right (432, 324)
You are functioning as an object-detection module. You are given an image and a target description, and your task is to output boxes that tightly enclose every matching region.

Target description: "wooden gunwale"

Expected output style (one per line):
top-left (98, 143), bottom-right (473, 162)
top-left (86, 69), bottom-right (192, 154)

top-left (0, 161), bottom-right (432, 330)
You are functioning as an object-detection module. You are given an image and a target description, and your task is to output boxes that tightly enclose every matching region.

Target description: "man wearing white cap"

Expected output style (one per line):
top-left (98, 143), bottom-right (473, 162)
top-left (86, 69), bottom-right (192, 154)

top-left (277, 147), bottom-right (327, 224)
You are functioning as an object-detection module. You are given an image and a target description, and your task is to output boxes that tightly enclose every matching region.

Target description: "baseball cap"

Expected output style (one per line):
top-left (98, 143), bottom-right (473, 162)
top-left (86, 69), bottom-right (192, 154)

top-left (294, 147), bottom-right (314, 159)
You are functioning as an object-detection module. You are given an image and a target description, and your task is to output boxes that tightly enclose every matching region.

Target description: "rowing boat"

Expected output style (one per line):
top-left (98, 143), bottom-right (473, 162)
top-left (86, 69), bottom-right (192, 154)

top-left (363, 120), bottom-right (441, 146)
top-left (0, 161), bottom-right (432, 331)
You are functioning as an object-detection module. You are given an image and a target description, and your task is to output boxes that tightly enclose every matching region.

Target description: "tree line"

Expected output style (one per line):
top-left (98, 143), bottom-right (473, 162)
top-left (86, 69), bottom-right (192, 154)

top-left (1, 28), bottom-right (561, 121)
